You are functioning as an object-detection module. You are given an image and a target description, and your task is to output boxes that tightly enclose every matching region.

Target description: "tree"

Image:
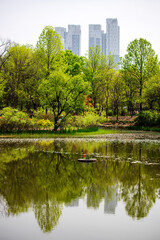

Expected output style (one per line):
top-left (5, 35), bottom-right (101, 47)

top-left (64, 50), bottom-right (85, 76)
top-left (94, 67), bottom-right (115, 116)
top-left (84, 46), bottom-right (116, 109)
top-left (36, 26), bottom-right (63, 76)
top-left (109, 73), bottom-right (125, 121)
top-left (0, 38), bottom-right (12, 70)
top-left (121, 38), bottom-right (159, 111)
top-left (1, 44), bottom-right (40, 110)
top-left (38, 71), bottom-right (89, 131)
top-left (144, 71), bottom-right (160, 110)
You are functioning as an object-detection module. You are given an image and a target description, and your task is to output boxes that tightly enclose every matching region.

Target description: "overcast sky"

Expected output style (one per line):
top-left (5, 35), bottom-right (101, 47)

top-left (1, 0), bottom-right (160, 57)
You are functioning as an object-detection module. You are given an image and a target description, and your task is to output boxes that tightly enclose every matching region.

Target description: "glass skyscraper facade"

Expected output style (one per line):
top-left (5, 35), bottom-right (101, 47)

top-left (55, 18), bottom-right (120, 61)
top-left (88, 18), bottom-right (120, 64)
top-left (106, 18), bottom-right (120, 64)
top-left (89, 24), bottom-right (102, 49)
top-left (55, 25), bottom-right (81, 56)
top-left (55, 27), bottom-right (66, 50)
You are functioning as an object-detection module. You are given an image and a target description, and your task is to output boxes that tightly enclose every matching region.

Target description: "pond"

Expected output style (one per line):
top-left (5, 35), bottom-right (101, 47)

top-left (0, 136), bottom-right (160, 240)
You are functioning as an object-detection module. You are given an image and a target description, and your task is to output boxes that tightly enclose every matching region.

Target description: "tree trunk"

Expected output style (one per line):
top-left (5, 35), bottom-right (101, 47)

top-left (116, 108), bottom-right (119, 122)
top-left (140, 87), bottom-right (142, 112)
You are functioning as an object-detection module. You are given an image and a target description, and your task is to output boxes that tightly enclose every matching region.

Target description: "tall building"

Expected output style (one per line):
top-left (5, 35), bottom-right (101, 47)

top-left (89, 24), bottom-right (102, 49)
top-left (106, 18), bottom-right (120, 64)
top-left (66, 25), bottom-right (81, 56)
top-left (89, 25), bottom-right (106, 55)
top-left (101, 30), bottom-right (106, 55)
top-left (55, 27), bottom-right (66, 50)
top-left (55, 25), bottom-right (81, 56)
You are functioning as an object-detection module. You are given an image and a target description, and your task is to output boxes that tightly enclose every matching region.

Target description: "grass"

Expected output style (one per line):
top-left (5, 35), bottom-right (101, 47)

top-left (0, 125), bottom-right (160, 139)
top-left (126, 126), bottom-right (160, 132)
top-left (0, 126), bottom-right (127, 138)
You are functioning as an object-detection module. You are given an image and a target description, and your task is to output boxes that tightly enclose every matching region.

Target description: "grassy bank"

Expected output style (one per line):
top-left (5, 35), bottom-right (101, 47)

top-left (0, 127), bottom-right (129, 138)
top-left (126, 126), bottom-right (160, 132)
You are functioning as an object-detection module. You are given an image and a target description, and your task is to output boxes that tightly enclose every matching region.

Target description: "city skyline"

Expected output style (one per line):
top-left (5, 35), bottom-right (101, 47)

top-left (0, 0), bottom-right (160, 58)
top-left (56, 19), bottom-right (120, 61)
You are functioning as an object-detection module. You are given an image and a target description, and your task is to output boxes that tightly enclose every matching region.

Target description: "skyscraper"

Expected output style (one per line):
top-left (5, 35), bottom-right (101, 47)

top-left (55, 25), bottom-right (81, 56)
top-left (89, 24), bottom-right (102, 49)
top-left (55, 27), bottom-right (66, 50)
top-left (101, 30), bottom-right (106, 56)
top-left (66, 25), bottom-right (81, 56)
top-left (106, 18), bottom-right (120, 64)
top-left (89, 24), bottom-right (106, 55)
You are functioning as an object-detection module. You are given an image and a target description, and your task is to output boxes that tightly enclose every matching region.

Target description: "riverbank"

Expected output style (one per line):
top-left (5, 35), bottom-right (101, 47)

top-left (0, 127), bottom-right (160, 140)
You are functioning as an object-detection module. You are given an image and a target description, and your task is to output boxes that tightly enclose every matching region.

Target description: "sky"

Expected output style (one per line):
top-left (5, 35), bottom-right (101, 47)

top-left (0, 0), bottom-right (160, 57)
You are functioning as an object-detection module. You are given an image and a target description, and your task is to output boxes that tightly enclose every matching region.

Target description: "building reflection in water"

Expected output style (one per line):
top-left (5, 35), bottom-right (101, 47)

top-left (104, 186), bottom-right (118, 214)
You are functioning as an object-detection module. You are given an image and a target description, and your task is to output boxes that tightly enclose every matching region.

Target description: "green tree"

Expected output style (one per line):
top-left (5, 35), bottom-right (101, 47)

top-left (144, 71), bottom-right (160, 110)
top-left (121, 38), bottom-right (158, 111)
top-left (64, 50), bottom-right (84, 76)
top-left (39, 71), bottom-right (89, 131)
top-left (36, 26), bottom-right (63, 76)
top-left (1, 44), bottom-right (40, 110)
top-left (94, 67), bottom-right (115, 116)
top-left (83, 46), bottom-right (107, 108)
top-left (84, 46), bottom-right (116, 110)
top-left (109, 73), bottom-right (125, 121)
top-left (0, 39), bottom-right (11, 70)
top-left (121, 62), bottom-right (138, 115)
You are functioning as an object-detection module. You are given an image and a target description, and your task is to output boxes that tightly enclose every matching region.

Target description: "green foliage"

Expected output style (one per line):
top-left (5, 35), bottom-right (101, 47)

top-left (121, 38), bottom-right (159, 111)
top-left (39, 70), bottom-right (90, 131)
top-left (36, 26), bottom-right (63, 76)
top-left (0, 107), bottom-right (33, 131)
top-left (33, 109), bottom-right (54, 121)
top-left (109, 73), bottom-right (126, 120)
top-left (1, 44), bottom-right (40, 110)
top-left (135, 110), bottom-right (160, 127)
top-left (0, 33), bottom-right (160, 129)
top-left (84, 46), bottom-right (117, 110)
top-left (64, 50), bottom-right (84, 76)
top-left (68, 112), bottom-right (106, 129)
top-left (36, 119), bottom-right (54, 129)
top-left (144, 72), bottom-right (160, 109)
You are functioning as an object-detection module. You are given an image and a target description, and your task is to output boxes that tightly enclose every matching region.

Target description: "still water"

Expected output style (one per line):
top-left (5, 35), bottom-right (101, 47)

top-left (0, 137), bottom-right (160, 240)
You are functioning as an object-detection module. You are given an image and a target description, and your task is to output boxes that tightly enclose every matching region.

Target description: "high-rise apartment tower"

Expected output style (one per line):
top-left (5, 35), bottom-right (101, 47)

top-left (89, 24), bottom-right (106, 55)
top-left (89, 24), bottom-right (102, 49)
top-left (66, 25), bottom-right (81, 56)
top-left (106, 18), bottom-right (120, 63)
top-left (55, 25), bottom-right (81, 56)
top-left (55, 27), bottom-right (66, 50)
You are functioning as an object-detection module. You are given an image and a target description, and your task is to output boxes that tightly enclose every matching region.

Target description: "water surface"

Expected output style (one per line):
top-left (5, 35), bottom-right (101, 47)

top-left (0, 137), bottom-right (160, 240)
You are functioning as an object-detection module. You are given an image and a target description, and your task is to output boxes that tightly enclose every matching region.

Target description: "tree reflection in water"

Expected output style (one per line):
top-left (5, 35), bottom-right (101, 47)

top-left (0, 139), bottom-right (160, 232)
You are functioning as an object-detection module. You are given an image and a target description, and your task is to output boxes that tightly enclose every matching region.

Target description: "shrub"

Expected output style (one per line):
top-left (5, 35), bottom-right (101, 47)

top-left (68, 112), bottom-right (106, 129)
top-left (36, 119), bottom-right (54, 129)
top-left (135, 111), bottom-right (160, 127)
top-left (34, 109), bottom-right (54, 121)
top-left (0, 107), bottom-right (33, 131)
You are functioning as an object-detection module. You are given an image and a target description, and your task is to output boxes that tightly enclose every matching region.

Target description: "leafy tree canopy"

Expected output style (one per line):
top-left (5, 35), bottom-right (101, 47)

top-left (38, 71), bottom-right (90, 130)
top-left (36, 26), bottom-right (63, 76)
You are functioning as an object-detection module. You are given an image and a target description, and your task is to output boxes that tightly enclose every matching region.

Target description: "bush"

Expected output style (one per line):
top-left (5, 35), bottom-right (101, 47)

top-left (135, 111), bottom-right (160, 127)
top-left (34, 109), bottom-right (54, 121)
top-left (36, 119), bottom-right (54, 129)
top-left (68, 112), bottom-right (106, 129)
top-left (0, 107), bottom-right (34, 131)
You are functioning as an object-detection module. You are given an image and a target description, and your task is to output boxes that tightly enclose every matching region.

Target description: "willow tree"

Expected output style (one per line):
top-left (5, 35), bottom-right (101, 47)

top-left (36, 26), bottom-right (63, 76)
top-left (121, 38), bottom-right (158, 111)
